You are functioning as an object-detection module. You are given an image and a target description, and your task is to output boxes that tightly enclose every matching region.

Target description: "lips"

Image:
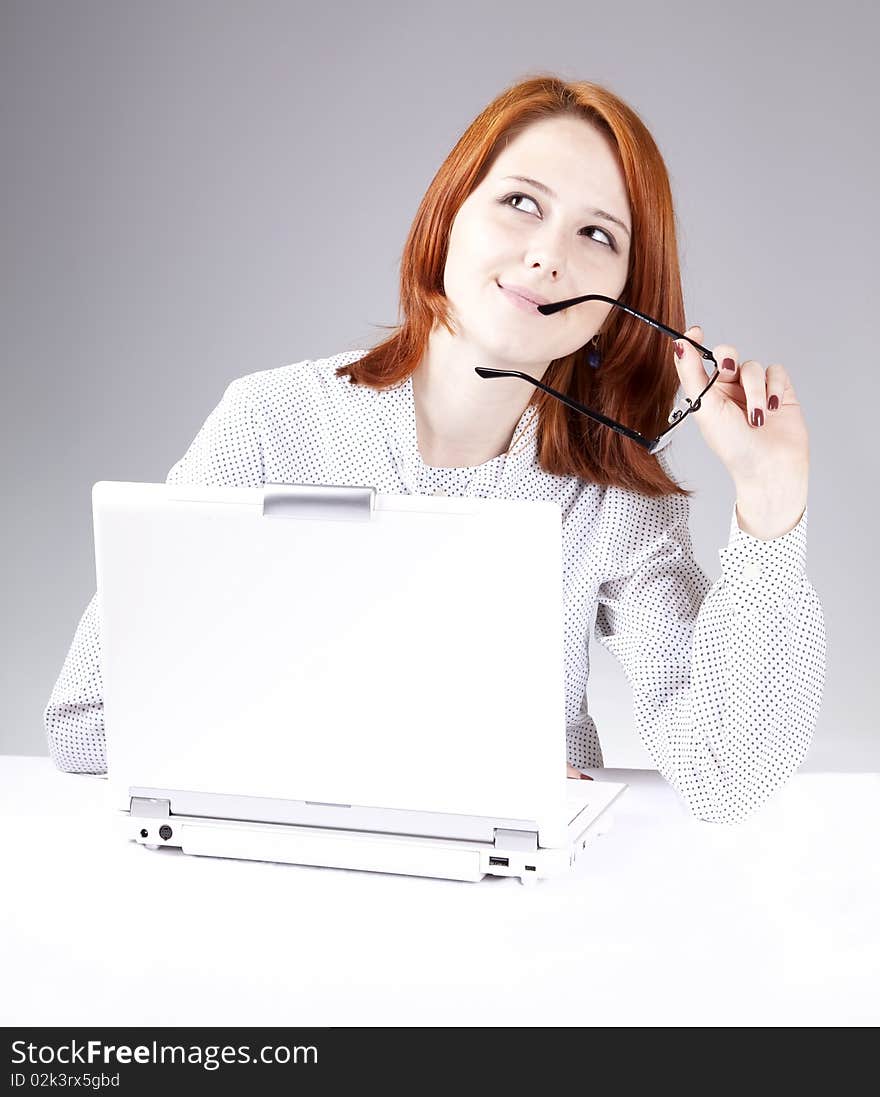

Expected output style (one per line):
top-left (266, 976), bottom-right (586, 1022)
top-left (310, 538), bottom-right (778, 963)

top-left (497, 281), bottom-right (550, 306)
top-left (497, 282), bottom-right (547, 315)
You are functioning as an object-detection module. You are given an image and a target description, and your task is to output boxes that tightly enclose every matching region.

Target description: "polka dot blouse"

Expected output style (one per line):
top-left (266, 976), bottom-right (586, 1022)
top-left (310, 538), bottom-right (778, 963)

top-left (44, 349), bottom-right (827, 823)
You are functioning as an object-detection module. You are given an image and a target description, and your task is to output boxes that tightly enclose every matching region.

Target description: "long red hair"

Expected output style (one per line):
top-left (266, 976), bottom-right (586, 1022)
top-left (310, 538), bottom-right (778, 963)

top-left (335, 73), bottom-right (690, 498)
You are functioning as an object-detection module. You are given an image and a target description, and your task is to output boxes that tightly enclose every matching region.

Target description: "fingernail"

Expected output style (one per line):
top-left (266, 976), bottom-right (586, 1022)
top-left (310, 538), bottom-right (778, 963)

top-left (751, 408), bottom-right (764, 427)
top-left (722, 357), bottom-right (736, 372)
top-left (674, 342), bottom-right (684, 359)
top-left (768, 395), bottom-right (779, 410)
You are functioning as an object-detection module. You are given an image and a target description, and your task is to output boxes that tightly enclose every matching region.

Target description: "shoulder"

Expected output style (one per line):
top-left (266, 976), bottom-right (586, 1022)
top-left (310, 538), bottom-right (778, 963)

top-left (229, 348), bottom-right (373, 420)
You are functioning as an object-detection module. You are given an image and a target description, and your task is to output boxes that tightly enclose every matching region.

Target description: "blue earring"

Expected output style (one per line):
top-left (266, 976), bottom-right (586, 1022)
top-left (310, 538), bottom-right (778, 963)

top-left (587, 335), bottom-right (602, 369)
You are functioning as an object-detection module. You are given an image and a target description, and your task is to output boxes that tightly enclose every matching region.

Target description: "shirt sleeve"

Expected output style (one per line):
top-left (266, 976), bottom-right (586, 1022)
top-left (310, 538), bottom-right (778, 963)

top-left (593, 471), bottom-right (826, 824)
top-left (43, 377), bottom-right (264, 773)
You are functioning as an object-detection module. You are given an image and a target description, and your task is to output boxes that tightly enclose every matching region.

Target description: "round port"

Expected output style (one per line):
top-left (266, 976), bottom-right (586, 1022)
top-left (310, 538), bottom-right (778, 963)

top-left (159, 824), bottom-right (173, 841)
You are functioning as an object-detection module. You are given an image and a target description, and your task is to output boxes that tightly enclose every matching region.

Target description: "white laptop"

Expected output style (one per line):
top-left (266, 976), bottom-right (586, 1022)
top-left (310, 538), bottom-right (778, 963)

top-left (92, 480), bottom-right (626, 885)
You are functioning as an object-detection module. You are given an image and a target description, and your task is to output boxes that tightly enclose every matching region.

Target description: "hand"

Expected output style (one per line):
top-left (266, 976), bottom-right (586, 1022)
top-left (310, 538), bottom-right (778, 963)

top-left (567, 763), bottom-right (593, 780)
top-left (672, 326), bottom-right (810, 538)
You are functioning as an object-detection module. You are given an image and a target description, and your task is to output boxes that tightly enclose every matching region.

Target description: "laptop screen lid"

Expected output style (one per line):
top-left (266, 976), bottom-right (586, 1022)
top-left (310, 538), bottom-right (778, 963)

top-left (93, 481), bottom-right (569, 831)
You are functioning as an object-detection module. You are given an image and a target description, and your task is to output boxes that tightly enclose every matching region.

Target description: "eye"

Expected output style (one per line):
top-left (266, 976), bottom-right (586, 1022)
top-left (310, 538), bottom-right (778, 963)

top-left (499, 192), bottom-right (617, 252)
top-left (502, 192), bottom-right (541, 216)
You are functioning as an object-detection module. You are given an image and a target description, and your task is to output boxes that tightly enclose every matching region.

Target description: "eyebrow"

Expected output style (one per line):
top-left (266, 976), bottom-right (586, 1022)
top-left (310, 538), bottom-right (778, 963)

top-left (501, 175), bottom-right (631, 238)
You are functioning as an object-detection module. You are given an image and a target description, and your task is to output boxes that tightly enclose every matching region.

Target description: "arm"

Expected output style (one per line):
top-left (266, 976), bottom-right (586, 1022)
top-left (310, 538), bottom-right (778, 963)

top-left (594, 487), bottom-right (826, 823)
top-left (43, 377), bottom-right (265, 772)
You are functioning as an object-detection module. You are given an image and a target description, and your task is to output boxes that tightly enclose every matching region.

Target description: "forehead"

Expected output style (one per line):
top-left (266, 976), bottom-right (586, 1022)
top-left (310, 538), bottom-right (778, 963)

top-left (489, 116), bottom-right (630, 219)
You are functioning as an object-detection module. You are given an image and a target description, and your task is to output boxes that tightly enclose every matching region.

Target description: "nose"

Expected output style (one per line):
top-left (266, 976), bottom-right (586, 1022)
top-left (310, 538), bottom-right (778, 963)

top-left (523, 227), bottom-right (568, 281)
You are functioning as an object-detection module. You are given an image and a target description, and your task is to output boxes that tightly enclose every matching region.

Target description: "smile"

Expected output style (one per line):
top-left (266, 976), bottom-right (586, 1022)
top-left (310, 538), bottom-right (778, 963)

top-left (497, 282), bottom-right (543, 315)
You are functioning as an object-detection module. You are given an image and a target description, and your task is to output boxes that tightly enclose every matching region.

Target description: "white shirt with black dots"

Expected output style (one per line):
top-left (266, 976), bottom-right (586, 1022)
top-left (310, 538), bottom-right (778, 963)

top-left (44, 349), bottom-right (827, 823)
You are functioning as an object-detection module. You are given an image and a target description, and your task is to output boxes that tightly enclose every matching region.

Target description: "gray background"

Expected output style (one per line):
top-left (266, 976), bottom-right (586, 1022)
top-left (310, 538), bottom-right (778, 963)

top-left (3, 0), bottom-right (876, 769)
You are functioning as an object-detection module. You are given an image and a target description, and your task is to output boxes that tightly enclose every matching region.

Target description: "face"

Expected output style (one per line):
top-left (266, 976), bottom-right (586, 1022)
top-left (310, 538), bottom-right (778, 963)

top-left (441, 114), bottom-right (632, 369)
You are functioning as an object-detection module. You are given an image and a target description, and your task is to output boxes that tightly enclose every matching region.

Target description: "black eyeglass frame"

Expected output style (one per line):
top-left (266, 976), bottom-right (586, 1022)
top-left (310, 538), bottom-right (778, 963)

top-left (475, 293), bottom-right (719, 454)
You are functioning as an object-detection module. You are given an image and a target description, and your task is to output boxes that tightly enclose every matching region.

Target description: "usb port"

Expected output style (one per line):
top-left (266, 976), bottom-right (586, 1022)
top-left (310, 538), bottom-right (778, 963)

top-left (489, 856), bottom-right (509, 866)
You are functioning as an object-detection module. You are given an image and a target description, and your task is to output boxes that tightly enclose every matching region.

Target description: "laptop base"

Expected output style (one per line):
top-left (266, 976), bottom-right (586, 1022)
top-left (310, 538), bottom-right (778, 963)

top-left (121, 806), bottom-right (617, 886)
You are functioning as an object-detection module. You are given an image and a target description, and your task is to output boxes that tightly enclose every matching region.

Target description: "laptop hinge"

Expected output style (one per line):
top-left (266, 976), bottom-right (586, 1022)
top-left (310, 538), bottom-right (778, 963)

top-left (262, 484), bottom-right (376, 522)
top-left (130, 796), bottom-right (171, 818)
top-left (493, 827), bottom-right (539, 851)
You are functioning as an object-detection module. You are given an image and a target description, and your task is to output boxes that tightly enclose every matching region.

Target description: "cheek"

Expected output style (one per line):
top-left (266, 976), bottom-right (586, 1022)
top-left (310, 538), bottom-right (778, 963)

top-left (452, 207), bottom-right (509, 262)
top-left (444, 233), bottom-right (500, 301)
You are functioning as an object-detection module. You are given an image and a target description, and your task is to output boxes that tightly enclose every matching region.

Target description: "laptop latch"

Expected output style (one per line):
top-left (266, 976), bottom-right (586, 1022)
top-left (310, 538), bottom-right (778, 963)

top-left (262, 484), bottom-right (376, 521)
top-left (493, 828), bottom-right (538, 851)
top-left (130, 796), bottom-right (171, 818)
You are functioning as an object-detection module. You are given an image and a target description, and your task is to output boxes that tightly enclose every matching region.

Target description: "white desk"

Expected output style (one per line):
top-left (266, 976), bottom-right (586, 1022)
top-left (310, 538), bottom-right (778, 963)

top-left (2, 757), bottom-right (878, 1027)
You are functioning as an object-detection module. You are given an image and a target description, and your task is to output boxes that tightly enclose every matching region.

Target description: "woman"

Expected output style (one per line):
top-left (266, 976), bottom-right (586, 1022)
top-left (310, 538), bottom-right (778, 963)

top-left (44, 74), bottom-right (825, 823)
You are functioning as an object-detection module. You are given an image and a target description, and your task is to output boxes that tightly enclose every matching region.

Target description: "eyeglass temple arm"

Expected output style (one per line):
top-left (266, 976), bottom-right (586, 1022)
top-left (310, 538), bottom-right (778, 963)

top-left (475, 293), bottom-right (717, 452)
top-left (474, 366), bottom-right (657, 449)
top-left (536, 292), bottom-right (713, 359)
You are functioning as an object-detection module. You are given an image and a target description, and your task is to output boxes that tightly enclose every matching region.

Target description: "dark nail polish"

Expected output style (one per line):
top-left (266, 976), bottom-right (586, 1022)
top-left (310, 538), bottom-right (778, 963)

top-left (751, 408), bottom-right (764, 427)
top-left (674, 342), bottom-right (684, 359)
top-left (722, 357), bottom-right (736, 372)
top-left (768, 395), bottom-right (779, 410)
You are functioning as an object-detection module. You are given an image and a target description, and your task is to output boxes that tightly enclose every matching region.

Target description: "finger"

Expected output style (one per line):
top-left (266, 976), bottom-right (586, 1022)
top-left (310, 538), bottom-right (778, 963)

top-left (765, 363), bottom-right (792, 411)
top-left (739, 360), bottom-right (767, 427)
top-left (714, 344), bottom-right (740, 383)
top-left (673, 325), bottom-right (722, 411)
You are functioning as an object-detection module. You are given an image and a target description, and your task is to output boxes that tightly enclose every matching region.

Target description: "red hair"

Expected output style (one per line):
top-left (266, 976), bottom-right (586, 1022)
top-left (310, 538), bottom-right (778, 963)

top-left (335, 73), bottom-right (690, 498)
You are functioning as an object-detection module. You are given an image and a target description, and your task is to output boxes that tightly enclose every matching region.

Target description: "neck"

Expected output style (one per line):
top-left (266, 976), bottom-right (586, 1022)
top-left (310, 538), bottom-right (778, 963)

top-left (411, 323), bottom-right (544, 468)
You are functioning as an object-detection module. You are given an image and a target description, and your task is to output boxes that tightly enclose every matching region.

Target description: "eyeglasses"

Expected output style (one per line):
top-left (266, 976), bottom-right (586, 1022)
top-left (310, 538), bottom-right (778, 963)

top-left (475, 293), bottom-right (719, 454)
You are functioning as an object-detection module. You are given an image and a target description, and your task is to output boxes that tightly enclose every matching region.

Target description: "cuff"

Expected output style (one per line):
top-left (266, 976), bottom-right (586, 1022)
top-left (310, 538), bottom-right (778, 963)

top-left (718, 502), bottom-right (808, 611)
